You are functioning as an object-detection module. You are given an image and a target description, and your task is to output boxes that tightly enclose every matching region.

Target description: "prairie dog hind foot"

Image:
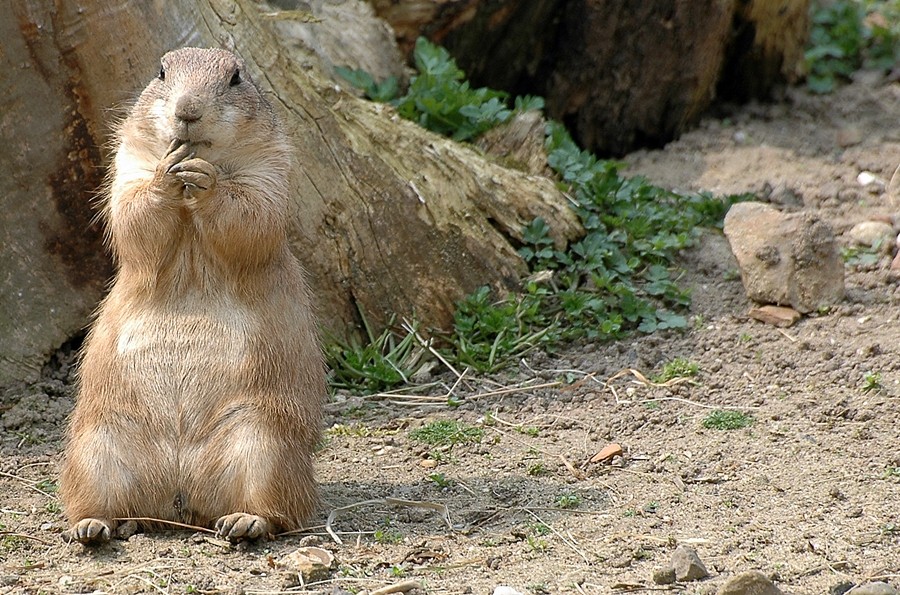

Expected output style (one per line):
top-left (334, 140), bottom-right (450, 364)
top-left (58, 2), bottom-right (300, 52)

top-left (215, 513), bottom-right (272, 541)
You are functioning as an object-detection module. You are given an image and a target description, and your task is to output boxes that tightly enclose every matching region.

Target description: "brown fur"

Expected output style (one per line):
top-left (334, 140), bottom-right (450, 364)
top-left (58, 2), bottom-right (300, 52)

top-left (59, 48), bottom-right (325, 544)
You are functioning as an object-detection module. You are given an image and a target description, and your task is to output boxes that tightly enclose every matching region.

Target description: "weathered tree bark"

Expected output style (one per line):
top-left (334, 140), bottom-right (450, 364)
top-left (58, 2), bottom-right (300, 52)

top-left (0, 0), bottom-right (581, 387)
top-left (369, 0), bottom-right (810, 156)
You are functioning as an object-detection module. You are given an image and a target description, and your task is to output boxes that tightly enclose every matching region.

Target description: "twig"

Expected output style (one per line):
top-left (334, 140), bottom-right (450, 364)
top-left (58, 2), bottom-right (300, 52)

top-left (603, 369), bottom-right (758, 410)
top-left (0, 470), bottom-right (57, 499)
top-left (521, 508), bottom-right (591, 564)
top-left (0, 531), bottom-right (53, 546)
top-left (371, 580), bottom-right (423, 595)
top-left (401, 319), bottom-right (462, 379)
top-left (325, 497), bottom-right (453, 545)
top-left (114, 517), bottom-right (215, 533)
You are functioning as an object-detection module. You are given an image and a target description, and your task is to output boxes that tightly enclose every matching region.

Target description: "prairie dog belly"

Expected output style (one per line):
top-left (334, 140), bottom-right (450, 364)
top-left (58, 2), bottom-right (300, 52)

top-left (114, 296), bottom-right (254, 406)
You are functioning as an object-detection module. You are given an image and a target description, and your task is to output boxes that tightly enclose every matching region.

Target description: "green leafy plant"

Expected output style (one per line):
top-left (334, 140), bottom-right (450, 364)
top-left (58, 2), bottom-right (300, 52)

top-left (335, 66), bottom-right (399, 102)
top-left (527, 462), bottom-right (547, 476)
top-left (410, 419), bottom-right (484, 446)
top-left (653, 357), bottom-right (700, 383)
top-left (862, 371), bottom-right (883, 393)
top-left (326, 315), bottom-right (427, 393)
top-left (428, 472), bottom-right (453, 488)
top-left (702, 410), bottom-right (754, 430)
top-left (555, 492), bottom-right (581, 509)
top-left (806, 0), bottom-right (900, 93)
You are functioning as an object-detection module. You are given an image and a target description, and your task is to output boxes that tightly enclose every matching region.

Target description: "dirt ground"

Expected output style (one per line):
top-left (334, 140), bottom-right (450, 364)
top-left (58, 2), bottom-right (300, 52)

top-left (3, 76), bottom-right (900, 595)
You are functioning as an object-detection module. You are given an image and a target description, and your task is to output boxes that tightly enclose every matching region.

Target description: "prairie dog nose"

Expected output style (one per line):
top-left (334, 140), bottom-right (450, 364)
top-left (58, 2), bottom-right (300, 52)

top-left (175, 94), bottom-right (204, 122)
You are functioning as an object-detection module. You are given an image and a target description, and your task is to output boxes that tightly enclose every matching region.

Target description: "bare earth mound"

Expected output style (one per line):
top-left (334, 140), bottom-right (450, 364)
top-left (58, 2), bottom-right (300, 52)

top-left (2, 78), bottom-right (900, 594)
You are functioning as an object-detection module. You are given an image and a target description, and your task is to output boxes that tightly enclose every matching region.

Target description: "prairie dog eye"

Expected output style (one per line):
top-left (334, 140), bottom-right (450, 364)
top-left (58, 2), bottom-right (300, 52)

top-left (230, 69), bottom-right (242, 87)
top-left (158, 65), bottom-right (165, 81)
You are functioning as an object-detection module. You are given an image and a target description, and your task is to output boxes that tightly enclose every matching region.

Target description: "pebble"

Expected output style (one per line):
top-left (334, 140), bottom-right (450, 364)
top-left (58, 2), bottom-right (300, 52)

top-left (748, 305), bottom-right (801, 328)
top-left (652, 567), bottom-right (676, 585)
top-left (847, 582), bottom-right (900, 595)
top-left (717, 570), bottom-right (783, 595)
top-left (672, 545), bottom-right (709, 582)
top-left (419, 459), bottom-right (438, 469)
top-left (493, 587), bottom-right (525, 595)
top-left (848, 221), bottom-right (894, 250)
top-left (837, 127), bottom-right (863, 147)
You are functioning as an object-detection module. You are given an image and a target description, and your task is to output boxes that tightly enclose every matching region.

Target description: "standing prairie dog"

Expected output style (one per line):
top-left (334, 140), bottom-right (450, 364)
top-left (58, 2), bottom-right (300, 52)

top-left (60, 47), bottom-right (325, 544)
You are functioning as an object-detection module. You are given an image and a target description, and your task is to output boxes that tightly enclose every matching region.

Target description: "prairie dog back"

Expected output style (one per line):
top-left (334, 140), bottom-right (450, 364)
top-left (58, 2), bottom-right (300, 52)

top-left (60, 47), bottom-right (325, 544)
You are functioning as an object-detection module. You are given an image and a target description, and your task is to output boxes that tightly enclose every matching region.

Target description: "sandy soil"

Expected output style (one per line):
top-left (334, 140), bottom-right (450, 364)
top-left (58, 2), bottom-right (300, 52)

top-left (2, 77), bottom-right (900, 595)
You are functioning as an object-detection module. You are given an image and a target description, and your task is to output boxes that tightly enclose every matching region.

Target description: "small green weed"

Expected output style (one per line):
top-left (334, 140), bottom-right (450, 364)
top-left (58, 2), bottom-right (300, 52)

top-left (842, 241), bottom-right (884, 267)
top-left (45, 500), bottom-right (62, 514)
top-left (520, 426), bottom-right (541, 437)
top-left (702, 410), bottom-right (753, 430)
top-left (374, 526), bottom-right (404, 545)
top-left (35, 479), bottom-right (57, 494)
top-left (862, 371), bottom-right (883, 393)
top-left (653, 357), bottom-right (699, 383)
top-left (884, 466), bottom-right (900, 479)
top-left (389, 565), bottom-right (406, 578)
top-left (410, 420), bottom-right (484, 446)
top-left (526, 534), bottom-right (548, 553)
top-left (428, 472), bottom-right (453, 488)
top-left (555, 492), bottom-right (581, 509)
top-left (326, 315), bottom-right (427, 393)
top-left (527, 462), bottom-right (547, 476)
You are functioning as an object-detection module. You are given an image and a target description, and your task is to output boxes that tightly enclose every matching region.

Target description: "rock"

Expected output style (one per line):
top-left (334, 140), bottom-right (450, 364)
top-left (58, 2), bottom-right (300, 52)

top-left (847, 582), bottom-right (900, 595)
top-left (831, 583), bottom-right (856, 595)
top-left (493, 588), bottom-right (525, 595)
top-left (723, 202), bottom-right (844, 313)
top-left (717, 570), bottom-right (783, 595)
top-left (420, 459), bottom-right (438, 469)
top-left (857, 171), bottom-right (885, 191)
top-left (748, 305), bottom-right (801, 328)
top-left (671, 545), bottom-right (709, 582)
top-left (278, 547), bottom-right (335, 584)
top-left (590, 442), bottom-right (623, 464)
top-left (836, 127), bottom-right (863, 147)
top-left (652, 567), bottom-right (676, 585)
top-left (848, 221), bottom-right (894, 250)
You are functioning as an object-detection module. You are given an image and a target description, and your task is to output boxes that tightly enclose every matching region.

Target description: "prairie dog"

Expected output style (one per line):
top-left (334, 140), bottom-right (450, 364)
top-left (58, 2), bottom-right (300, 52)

top-left (60, 48), bottom-right (325, 544)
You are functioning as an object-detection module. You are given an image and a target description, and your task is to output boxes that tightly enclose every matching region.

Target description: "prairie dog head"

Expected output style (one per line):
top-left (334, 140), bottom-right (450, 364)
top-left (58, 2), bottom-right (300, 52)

top-left (119, 48), bottom-right (280, 165)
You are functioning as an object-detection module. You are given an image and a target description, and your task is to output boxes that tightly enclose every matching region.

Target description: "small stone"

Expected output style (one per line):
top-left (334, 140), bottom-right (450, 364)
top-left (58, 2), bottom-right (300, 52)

top-left (420, 459), bottom-right (438, 469)
top-left (590, 442), bottom-right (623, 464)
top-left (847, 582), bottom-right (900, 595)
top-left (748, 305), bottom-right (801, 328)
top-left (653, 567), bottom-right (676, 585)
top-left (836, 127), bottom-right (863, 147)
top-left (848, 221), bottom-right (894, 250)
top-left (672, 545), bottom-right (709, 582)
top-left (0, 576), bottom-right (20, 587)
top-left (832, 582), bottom-right (857, 595)
top-left (857, 171), bottom-right (882, 187)
top-left (493, 588), bottom-right (525, 595)
top-left (717, 571), bottom-right (784, 595)
top-left (278, 546), bottom-right (335, 583)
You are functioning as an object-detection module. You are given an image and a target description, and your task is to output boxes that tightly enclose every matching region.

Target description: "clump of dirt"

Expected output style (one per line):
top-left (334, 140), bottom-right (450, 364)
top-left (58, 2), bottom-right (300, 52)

top-left (2, 78), bottom-right (900, 594)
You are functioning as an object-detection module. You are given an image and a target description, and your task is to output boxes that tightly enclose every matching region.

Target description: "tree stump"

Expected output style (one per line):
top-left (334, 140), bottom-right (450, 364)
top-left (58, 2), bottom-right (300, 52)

top-left (369, 0), bottom-right (810, 156)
